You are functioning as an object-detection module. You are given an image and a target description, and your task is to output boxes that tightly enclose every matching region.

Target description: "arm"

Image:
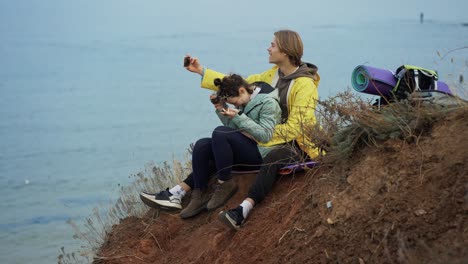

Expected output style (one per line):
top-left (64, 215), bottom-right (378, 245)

top-left (230, 98), bottom-right (281, 143)
top-left (201, 68), bottom-right (227, 91)
top-left (185, 54), bottom-right (277, 89)
top-left (245, 67), bottom-right (277, 84)
top-left (184, 55), bottom-right (224, 91)
top-left (200, 67), bottom-right (278, 91)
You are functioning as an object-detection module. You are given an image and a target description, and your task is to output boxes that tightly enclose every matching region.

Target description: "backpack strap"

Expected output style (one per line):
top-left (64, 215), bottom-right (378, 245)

top-left (413, 69), bottom-right (421, 91)
top-left (271, 69), bottom-right (280, 87)
top-left (285, 80), bottom-right (295, 109)
top-left (251, 81), bottom-right (275, 94)
top-left (270, 69), bottom-right (295, 109)
top-left (392, 66), bottom-right (407, 93)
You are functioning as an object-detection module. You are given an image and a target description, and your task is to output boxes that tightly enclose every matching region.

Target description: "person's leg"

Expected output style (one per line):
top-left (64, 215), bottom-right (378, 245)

top-left (178, 158), bottom-right (216, 191)
top-left (207, 126), bottom-right (263, 210)
top-left (191, 138), bottom-right (216, 189)
top-left (181, 174), bottom-right (194, 191)
top-left (180, 138), bottom-right (218, 218)
top-left (247, 144), bottom-right (304, 205)
top-left (219, 143), bottom-right (307, 230)
top-left (140, 173), bottom-right (194, 211)
top-left (140, 140), bottom-right (216, 211)
top-left (211, 126), bottom-right (263, 181)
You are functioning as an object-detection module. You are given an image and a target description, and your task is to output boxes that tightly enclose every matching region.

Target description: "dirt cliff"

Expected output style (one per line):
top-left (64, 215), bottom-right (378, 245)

top-left (95, 109), bottom-right (467, 264)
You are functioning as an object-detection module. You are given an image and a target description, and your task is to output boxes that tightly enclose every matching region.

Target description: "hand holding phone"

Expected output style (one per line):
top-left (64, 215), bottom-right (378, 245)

top-left (183, 55), bottom-right (204, 75)
top-left (220, 107), bottom-right (238, 118)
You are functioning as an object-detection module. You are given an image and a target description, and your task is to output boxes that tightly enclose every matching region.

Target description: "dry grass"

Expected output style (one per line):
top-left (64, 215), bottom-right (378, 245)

top-left (58, 150), bottom-right (192, 263)
top-left (308, 90), bottom-right (467, 168)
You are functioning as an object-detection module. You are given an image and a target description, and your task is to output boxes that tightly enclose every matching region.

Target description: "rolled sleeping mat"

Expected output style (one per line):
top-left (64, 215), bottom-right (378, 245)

top-left (278, 160), bottom-right (319, 175)
top-left (351, 65), bottom-right (397, 97)
top-left (435, 81), bottom-right (453, 95)
top-left (352, 65), bottom-right (454, 97)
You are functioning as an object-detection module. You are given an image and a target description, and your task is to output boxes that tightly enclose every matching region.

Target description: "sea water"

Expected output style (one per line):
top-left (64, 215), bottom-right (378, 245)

top-left (1, 8), bottom-right (467, 264)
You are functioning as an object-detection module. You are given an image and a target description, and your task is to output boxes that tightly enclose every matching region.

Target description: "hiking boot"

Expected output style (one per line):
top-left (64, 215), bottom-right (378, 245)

top-left (139, 188), bottom-right (182, 210)
top-left (180, 189), bottom-right (210, 219)
top-left (218, 206), bottom-right (244, 230)
top-left (206, 180), bottom-right (238, 211)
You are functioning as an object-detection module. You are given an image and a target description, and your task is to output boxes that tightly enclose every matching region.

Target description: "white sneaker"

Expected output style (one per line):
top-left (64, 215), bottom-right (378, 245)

top-left (139, 188), bottom-right (182, 210)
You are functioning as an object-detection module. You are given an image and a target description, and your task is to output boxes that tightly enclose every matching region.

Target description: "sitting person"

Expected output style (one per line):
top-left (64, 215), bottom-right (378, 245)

top-left (140, 74), bottom-right (281, 218)
top-left (184, 29), bottom-right (320, 230)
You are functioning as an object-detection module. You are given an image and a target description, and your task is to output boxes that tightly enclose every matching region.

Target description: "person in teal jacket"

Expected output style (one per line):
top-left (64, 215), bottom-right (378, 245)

top-left (140, 74), bottom-right (281, 218)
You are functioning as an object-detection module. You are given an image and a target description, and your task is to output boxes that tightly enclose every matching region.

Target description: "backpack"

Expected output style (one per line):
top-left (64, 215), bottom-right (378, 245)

top-left (251, 81), bottom-right (275, 94)
top-left (391, 65), bottom-right (439, 100)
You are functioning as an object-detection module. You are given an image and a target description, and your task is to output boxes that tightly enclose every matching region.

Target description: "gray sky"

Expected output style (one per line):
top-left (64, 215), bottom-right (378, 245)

top-left (0, 0), bottom-right (467, 37)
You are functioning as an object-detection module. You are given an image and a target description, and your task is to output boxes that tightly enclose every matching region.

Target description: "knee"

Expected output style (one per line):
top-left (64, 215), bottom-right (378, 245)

top-left (212, 126), bottom-right (231, 139)
top-left (193, 138), bottom-right (211, 153)
top-left (259, 161), bottom-right (281, 176)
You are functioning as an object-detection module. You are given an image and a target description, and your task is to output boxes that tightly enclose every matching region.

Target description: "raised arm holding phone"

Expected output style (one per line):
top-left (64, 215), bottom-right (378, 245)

top-left (141, 29), bottom-right (321, 230)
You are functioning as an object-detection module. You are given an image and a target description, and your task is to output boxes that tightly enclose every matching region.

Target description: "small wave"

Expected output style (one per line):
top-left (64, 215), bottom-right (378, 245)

top-left (0, 215), bottom-right (71, 230)
top-left (59, 196), bottom-right (107, 207)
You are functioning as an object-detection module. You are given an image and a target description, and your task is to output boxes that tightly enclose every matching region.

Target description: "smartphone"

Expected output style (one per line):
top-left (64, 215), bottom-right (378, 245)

top-left (210, 95), bottom-right (220, 104)
top-left (183, 56), bottom-right (190, 67)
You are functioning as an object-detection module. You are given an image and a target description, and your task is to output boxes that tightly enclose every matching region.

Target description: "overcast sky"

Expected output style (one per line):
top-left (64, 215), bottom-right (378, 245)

top-left (0, 0), bottom-right (467, 37)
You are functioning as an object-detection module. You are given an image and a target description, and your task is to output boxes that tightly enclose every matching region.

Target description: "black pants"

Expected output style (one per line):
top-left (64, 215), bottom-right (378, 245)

top-left (247, 142), bottom-right (308, 204)
top-left (184, 126), bottom-right (263, 190)
top-left (184, 142), bottom-right (307, 202)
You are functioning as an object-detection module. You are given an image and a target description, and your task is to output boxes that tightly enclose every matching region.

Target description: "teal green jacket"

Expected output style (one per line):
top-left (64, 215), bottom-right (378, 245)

top-left (202, 66), bottom-right (321, 159)
top-left (215, 91), bottom-right (281, 157)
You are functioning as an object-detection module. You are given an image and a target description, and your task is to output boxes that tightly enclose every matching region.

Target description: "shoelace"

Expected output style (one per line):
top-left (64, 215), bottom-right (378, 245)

top-left (212, 182), bottom-right (222, 191)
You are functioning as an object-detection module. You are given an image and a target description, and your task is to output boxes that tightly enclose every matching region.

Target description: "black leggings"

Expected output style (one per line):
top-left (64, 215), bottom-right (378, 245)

top-left (184, 141), bottom-right (308, 204)
top-left (185, 126), bottom-right (263, 189)
top-left (247, 142), bottom-right (308, 204)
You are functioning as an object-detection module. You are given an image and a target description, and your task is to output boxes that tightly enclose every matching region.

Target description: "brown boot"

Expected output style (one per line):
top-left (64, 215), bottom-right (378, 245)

top-left (180, 189), bottom-right (210, 219)
top-left (206, 180), bottom-right (238, 211)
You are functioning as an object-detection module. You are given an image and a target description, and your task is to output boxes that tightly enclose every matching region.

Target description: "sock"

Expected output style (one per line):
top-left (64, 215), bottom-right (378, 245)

top-left (169, 185), bottom-right (186, 197)
top-left (240, 200), bottom-right (253, 219)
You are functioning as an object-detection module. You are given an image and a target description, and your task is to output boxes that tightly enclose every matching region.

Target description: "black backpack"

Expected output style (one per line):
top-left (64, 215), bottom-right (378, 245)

top-left (391, 65), bottom-right (439, 100)
top-left (251, 81), bottom-right (275, 94)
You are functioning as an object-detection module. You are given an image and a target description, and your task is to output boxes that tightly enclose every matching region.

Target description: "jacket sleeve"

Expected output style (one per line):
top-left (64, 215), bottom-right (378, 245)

top-left (201, 67), bottom-right (276, 90)
top-left (269, 79), bottom-right (318, 143)
top-left (230, 98), bottom-right (281, 143)
top-left (201, 68), bottom-right (226, 91)
top-left (245, 67), bottom-right (276, 84)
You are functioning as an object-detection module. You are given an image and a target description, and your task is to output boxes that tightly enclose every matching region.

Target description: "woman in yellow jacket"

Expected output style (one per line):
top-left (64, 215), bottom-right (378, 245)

top-left (187, 29), bottom-right (320, 230)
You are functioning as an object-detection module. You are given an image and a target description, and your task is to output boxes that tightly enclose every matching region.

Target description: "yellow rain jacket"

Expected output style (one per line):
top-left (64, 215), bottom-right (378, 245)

top-left (201, 65), bottom-right (320, 159)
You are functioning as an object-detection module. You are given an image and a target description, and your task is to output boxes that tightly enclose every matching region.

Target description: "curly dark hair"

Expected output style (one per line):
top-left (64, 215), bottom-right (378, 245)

top-left (213, 74), bottom-right (252, 98)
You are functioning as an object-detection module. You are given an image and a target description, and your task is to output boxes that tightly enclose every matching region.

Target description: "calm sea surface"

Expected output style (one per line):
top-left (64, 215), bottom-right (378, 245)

top-left (0, 19), bottom-right (467, 263)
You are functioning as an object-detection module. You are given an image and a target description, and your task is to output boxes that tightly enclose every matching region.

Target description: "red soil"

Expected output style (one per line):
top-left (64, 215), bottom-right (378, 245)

top-left (95, 109), bottom-right (467, 264)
